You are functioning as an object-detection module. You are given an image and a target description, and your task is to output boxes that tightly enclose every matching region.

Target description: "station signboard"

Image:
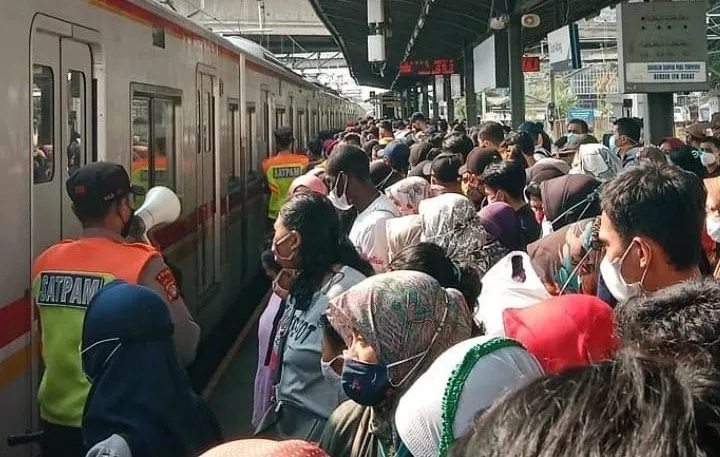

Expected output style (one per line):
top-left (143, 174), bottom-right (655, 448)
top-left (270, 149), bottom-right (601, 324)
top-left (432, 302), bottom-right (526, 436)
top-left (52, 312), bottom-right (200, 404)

top-left (548, 24), bottom-right (582, 72)
top-left (568, 107), bottom-right (595, 122)
top-left (399, 58), bottom-right (457, 76)
top-left (617, 1), bottom-right (708, 93)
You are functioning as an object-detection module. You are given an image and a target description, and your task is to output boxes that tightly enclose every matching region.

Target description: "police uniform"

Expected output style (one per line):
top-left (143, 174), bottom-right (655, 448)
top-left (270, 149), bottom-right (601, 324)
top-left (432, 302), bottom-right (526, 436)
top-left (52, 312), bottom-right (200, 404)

top-left (32, 162), bottom-right (200, 457)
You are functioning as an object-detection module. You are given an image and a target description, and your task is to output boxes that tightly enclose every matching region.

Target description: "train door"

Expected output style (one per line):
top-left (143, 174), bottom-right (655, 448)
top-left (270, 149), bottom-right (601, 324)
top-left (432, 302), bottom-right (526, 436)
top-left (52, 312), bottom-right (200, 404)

top-left (28, 24), bottom-right (93, 453)
top-left (196, 70), bottom-right (220, 297)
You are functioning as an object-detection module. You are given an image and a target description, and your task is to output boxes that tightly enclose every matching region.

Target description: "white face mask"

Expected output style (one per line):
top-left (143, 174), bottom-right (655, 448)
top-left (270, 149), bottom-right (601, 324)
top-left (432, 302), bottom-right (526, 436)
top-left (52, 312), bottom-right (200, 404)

top-left (707, 215), bottom-right (720, 243)
top-left (328, 173), bottom-right (353, 211)
top-left (541, 217), bottom-right (554, 237)
top-left (599, 241), bottom-right (648, 302)
top-left (702, 151), bottom-right (717, 167)
top-left (321, 356), bottom-right (342, 384)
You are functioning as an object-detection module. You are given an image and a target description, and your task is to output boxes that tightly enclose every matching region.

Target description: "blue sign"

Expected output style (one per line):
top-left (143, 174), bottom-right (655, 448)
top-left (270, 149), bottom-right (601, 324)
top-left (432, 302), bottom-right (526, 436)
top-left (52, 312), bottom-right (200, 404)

top-left (568, 108), bottom-right (595, 121)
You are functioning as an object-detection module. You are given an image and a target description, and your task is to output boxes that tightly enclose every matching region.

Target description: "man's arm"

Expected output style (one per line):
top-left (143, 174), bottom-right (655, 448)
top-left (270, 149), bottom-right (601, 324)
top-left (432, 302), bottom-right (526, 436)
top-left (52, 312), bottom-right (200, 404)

top-left (139, 255), bottom-right (201, 366)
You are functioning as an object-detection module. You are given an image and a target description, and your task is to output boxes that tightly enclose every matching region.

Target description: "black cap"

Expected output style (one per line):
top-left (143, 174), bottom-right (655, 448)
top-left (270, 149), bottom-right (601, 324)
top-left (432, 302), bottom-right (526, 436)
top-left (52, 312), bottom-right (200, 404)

top-left (382, 141), bottom-right (411, 170)
top-left (459, 148), bottom-right (502, 175)
top-left (66, 162), bottom-right (145, 208)
top-left (409, 160), bottom-right (431, 178)
top-left (424, 152), bottom-right (462, 183)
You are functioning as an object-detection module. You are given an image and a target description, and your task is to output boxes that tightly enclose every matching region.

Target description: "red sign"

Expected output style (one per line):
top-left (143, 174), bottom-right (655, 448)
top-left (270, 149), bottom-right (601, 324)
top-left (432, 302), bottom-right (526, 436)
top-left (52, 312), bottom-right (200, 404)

top-left (522, 56), bottom-right (541, 73)
top-left (399, 58), bottom-right (457, 76)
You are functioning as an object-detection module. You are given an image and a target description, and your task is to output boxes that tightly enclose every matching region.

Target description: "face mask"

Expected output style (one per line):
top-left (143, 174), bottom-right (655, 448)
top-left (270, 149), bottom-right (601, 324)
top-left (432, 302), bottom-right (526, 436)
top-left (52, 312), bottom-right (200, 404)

top-left (271, 268), bottom-right (297, 300)
top-left (701, 151), bottom-right (717, 167)
top-left (541, 217), bottom-right (554, 237)
top-left (321, 355), bottom-right (342, 384)
top-left (272, 232), bottom-right (297, 267)
top-left (707, 215), bottom-right (720, 243)
top-left (328, 173), bottom-right (354, 211)
top-left (120, 202), bottom-right (135, 239)
top-left (599, 241), bottom-right (648, 302)
top-left (608, 135), bottom-right (617, 152)
top-left (341, 357), bottom-right (391, 406)
top-left (565, 133), bottom-right (576, 144)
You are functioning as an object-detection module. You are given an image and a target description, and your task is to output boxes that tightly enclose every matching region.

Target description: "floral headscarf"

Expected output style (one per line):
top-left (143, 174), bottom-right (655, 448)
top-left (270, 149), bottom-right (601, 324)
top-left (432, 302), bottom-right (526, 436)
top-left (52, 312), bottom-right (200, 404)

top-left (570, 143), bottom-right (622, 182)
top-left (326, 270), bottom-right (473, 388)
top-left (385, 215), bottom-right (423, 263)
top-left (385, 177), bottom-right (432, 215)
top-left (418, 194), bottom-right (492, 274)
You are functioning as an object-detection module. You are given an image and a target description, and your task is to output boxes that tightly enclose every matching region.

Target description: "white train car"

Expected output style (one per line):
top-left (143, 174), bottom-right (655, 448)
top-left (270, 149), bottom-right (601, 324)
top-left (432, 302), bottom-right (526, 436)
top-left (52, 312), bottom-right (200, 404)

top-left (0, 0), bottom-right (363, 455)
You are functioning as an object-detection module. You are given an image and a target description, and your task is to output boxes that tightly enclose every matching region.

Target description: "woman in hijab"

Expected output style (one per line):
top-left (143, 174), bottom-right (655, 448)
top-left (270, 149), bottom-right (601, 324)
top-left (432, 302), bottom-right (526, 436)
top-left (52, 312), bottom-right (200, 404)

top-left (385, 177), bottom-right (432, 215)
top-left (289, 174), bottom-right (329, 196)
top-left (82, 282), bottom-right (221, 457)
top-left (418, 193), bottom-right (493, 275)
top-left (384, 215), bottom-right (423, 264)
top-left (539, 174), bottom-right (601, 233)
top-left (319, 271), bottom-right (474, 457)
top-left (570, 143), bottom-right (622, 182)
top-left (395, 336), bottom-right (543, 457)
top-left (477, 201), bottom-right (524, 266)
top-left (200, 439), bottom-right (330, 457)
top-left (496, 295), bottom-right (617, 374)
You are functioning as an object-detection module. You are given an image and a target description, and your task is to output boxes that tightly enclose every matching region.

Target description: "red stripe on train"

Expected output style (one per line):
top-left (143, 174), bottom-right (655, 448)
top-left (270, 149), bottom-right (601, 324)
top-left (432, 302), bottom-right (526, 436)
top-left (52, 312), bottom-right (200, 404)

top-left (0, 297), bottom-right (31, 350)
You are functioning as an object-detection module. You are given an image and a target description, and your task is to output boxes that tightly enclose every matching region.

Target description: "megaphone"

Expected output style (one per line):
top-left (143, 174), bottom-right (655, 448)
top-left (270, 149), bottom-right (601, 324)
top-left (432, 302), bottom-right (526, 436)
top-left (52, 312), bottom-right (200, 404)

top-left (131, 186), bottom-right (181, 244)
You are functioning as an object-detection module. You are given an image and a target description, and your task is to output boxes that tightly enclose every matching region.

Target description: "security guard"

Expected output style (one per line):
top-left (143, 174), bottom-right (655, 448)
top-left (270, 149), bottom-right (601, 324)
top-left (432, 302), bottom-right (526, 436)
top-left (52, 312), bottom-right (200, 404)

top-left (262, 126), bottom-right (309, 227)
top-left (32, 162), bottom-right (200, 457)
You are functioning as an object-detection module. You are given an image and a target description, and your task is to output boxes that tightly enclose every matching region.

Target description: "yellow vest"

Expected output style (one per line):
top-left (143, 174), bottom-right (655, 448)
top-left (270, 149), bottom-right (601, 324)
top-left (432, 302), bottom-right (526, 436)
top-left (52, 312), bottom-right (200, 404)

top-left (262, 153), bottom-right (309, 219)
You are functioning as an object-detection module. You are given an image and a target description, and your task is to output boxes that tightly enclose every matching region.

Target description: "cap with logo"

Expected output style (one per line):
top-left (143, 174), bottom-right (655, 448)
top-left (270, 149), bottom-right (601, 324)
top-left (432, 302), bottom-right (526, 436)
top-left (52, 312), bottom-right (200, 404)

top-left (423, 152), bottom-right (462, 183)
top-left (66, 162), bottom-right (145, 209)
top-left (459, 148), bottom-right (502, 176)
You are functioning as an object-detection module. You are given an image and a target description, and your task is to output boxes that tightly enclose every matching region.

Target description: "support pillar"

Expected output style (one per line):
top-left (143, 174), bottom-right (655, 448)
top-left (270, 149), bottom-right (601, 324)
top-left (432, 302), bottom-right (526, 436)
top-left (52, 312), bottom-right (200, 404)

top-left (644, 93), bottom-right (674, 145)
top-left (463, 42), bottom-right (477, 125)
top-left (444, 75), bottom-right (454, 123)
top-left (421, 82), bottom-right (430, 118)
top-left (508, 15), bottom-right (525, 127)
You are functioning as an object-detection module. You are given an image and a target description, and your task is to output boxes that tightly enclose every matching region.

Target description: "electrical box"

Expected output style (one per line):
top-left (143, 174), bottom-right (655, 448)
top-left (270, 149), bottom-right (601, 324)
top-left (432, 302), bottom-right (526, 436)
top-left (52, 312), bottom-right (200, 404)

top-left (368, 35), bottom-right (385, 62)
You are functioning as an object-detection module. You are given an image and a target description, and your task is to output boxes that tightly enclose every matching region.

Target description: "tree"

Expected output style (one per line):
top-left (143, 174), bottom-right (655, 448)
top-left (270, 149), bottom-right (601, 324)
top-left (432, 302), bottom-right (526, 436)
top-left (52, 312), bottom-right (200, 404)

top-left (524, 65), bottom-right (577, 118)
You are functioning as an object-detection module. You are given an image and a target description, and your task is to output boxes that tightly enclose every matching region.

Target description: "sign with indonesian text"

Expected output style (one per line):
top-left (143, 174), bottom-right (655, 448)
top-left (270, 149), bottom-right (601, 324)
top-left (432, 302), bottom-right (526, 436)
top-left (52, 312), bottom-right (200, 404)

top-left (617, 1), bottom-right (708, 93)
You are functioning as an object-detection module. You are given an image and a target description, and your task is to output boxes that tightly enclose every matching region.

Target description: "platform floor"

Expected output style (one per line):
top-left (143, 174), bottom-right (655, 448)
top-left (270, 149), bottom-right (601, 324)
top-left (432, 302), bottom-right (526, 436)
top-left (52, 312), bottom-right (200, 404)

top-left (206, 318), bottom-right (261, 438)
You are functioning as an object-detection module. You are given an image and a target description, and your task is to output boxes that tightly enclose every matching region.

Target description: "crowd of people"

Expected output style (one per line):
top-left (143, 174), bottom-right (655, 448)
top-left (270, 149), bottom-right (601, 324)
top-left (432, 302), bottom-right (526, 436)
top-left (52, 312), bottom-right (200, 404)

top-left (67, 112), bottom-right (720, 457)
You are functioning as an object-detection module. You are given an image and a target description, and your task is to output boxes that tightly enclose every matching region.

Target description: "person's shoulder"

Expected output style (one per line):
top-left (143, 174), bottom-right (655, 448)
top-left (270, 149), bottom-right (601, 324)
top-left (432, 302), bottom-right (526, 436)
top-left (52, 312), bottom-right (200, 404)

top-left (324, 267), bottom-right (366, 299)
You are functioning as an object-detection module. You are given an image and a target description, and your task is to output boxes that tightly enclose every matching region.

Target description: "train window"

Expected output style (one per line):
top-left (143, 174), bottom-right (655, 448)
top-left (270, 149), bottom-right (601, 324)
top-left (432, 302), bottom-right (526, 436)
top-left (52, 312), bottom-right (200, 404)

top-left (247, 106), bottom-right (256, 175)
top-left (288, 95), bottom-right (294, 134)
top-left (32, 65), bottom-right (54, 184)
top-left (66, 70), bottom-right (85, 176)
top-left (297, 110), bottom-right (305, 150)
top-left (203, 92), bottom-right (211, 153)
top-left (130, 87), bottom-right (179, 204)
top-left (228, 102), bottom-right (240, 179)
top-left (262, 90), bottom-right (269, 156)
top-left (275, 108), bottom-right (285, 129)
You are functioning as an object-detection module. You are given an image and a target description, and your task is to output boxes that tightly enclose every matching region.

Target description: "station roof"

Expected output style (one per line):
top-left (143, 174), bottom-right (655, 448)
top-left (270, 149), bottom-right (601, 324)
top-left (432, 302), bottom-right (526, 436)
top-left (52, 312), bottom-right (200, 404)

top-left (309, 0), bottom-right (622, 88)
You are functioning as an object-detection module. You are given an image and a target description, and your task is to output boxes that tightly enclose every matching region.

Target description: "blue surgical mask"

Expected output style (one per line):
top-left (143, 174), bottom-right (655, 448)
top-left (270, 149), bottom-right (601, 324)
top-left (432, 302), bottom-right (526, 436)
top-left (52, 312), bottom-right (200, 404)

top-left (608, 135), bottom-right (617, 151)
top-left (565, 132), bottom-right (576, 144)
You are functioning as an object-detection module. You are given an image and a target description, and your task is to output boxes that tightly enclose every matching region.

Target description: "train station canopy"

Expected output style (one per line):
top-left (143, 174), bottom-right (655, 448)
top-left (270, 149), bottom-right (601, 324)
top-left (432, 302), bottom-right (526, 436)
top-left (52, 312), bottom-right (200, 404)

top-left (309, 0), bottom-right (622, 88)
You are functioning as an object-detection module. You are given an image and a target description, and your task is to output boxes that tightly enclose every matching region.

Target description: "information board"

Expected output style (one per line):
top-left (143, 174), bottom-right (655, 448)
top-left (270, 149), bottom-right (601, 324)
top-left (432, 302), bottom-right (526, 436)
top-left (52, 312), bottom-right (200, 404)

top-left (617, 1), bottom-right (708, 93)
top-left (568, 107), bottom-right (595, 122)
top-left (399, 58), bottom-right (457, 76)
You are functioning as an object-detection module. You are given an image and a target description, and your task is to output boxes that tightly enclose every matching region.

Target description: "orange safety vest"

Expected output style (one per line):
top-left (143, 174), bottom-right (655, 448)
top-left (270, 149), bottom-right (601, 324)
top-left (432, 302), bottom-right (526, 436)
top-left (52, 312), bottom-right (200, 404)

top-left (31, 237), bottom-right (158, 427)
top-left (262, 153), bottom-right (309, 220)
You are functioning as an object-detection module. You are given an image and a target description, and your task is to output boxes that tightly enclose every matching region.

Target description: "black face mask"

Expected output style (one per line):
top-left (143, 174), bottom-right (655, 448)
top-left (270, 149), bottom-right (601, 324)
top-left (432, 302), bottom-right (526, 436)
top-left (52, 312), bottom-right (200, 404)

top-left (118, 200), bottom-right (135, 239)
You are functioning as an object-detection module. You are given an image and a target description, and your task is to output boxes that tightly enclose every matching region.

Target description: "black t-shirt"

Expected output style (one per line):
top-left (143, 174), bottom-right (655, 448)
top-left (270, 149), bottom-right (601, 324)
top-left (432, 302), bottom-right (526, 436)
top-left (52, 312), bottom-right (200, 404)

top-left (516, 204), bottom-right (542, 247)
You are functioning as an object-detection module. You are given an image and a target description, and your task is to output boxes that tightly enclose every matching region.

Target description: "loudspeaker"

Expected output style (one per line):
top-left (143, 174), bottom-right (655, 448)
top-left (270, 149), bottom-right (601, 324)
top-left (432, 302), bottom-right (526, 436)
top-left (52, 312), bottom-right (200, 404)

top-left (133, 186), bottom-right (181, 243)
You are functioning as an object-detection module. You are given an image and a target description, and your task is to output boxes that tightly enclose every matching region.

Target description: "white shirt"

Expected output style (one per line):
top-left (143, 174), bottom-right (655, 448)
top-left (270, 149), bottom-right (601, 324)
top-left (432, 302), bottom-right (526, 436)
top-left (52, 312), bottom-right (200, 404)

top-left (349, 194), bottom-right (400, 272)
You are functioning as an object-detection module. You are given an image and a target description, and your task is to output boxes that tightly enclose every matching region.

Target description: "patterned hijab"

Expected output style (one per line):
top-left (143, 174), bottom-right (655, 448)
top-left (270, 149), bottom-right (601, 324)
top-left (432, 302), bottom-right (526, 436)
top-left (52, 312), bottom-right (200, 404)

top-left (199, 439), bottom-right (329, 457)
top-left (326, 270), bottom-right (473, 391)
top-left (385, 177), bottom-right (432, 215)
top-left (418, 194), bottom-right (493, 274)
top-left (385, 215), bottom-right (423, 263)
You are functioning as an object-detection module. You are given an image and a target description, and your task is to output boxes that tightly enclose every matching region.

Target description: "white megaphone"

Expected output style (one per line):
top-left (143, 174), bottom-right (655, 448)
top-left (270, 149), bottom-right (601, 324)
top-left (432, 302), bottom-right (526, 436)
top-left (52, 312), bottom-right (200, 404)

top-left (132, 186), bottom-right (181, 244)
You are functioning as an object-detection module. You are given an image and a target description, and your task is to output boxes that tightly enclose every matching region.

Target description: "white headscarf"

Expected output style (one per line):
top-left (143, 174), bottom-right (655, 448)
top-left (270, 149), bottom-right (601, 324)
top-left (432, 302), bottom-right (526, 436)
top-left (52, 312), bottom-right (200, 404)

top-left (385, 215), bottom-right (423, 264)
top-left (418, 193), bottom-right (492, 273)
top-left (570, 143), bottom-right (622, 182)
top-left (395, 336), bottom-right (543, 457)
top-left (385, 177), bottom-right (432, 215)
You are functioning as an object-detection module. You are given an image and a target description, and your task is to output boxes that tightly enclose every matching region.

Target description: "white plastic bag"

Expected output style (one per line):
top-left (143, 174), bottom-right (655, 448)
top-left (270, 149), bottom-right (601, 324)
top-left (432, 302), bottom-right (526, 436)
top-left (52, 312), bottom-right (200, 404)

top-left (476, 251), bottom-right (551, 336)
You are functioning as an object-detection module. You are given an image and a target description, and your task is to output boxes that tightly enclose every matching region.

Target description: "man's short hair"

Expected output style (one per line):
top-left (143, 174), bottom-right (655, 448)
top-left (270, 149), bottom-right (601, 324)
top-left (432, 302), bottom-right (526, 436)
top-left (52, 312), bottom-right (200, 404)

top-left (342, 132), bottom-right (362, 146)
top-left (482, 161), bottom-right (526, 199)
top-left (326, 144), bottom-right (370, 181)
top-left (701, 137), bottom-right (720, 149)
top-left (478, 121), bottom-right (506, 146)
top-left (614, 117), bottom-right (642, 143)
top-left (567, 118), bottom-right (589, 133)
top-left (502, 131), bottom-right (534, 156)
top-left (274, 126), bottom-right (294, 149)
top-left (617, 278), bottom-right (720, 368)
top-left (442, 133), bottom-right (474, 159)
top-left (601, 162), bottom-right (705, 269)
top-left (379, 120), bottom-right (392, 132)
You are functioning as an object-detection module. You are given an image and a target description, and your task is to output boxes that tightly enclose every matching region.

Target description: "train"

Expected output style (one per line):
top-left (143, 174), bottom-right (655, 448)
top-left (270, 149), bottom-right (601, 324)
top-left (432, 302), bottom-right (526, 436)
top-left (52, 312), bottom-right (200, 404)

top-left (0, 0), bottom-right (364, 455)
